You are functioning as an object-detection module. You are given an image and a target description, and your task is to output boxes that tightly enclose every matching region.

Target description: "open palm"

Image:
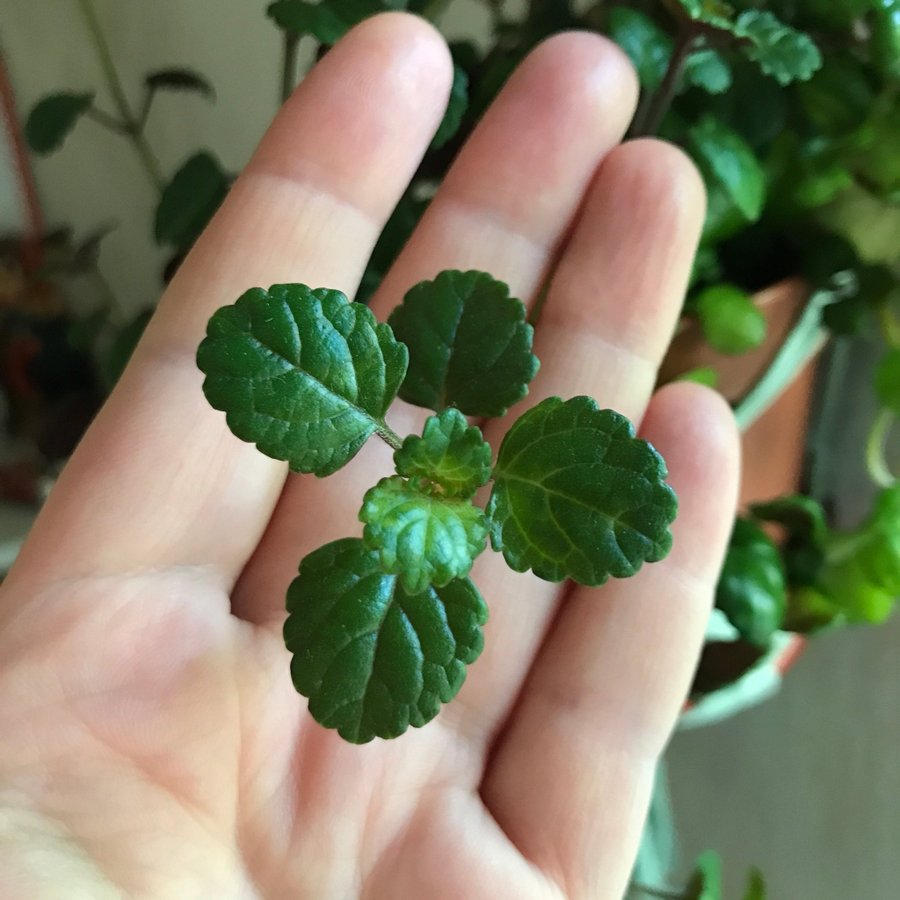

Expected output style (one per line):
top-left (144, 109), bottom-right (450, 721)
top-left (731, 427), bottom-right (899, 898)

top-left (0, 15), bottom-right (738, 900)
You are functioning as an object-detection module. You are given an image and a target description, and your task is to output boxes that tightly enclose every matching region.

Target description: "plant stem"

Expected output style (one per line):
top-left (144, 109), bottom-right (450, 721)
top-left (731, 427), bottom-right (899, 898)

top-left (866, 409), bottom-right (897, 488)
top-left (376, 423), bottom-right (405, 452)
top-left (77, 0), bottom-right (164, 191)
top-left (281, 30), bottom-right (300, 104)
top-left (734, 288), bottom-right (833, 432)
top-left (629, 885), bottom-right (682, 900)
top-left (632, 28), bottom-right (698, 137)
top-left (84, 105), bottom-right (129, 134)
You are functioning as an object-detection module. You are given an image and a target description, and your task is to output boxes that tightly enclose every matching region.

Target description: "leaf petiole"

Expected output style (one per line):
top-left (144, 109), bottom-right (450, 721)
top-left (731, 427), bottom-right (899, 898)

top-left (77, 0), bottom-right (165, 190)
top-left (866, 409), bottom-right (898, 489)
top-left (375, 422), bottom-right (404, 452)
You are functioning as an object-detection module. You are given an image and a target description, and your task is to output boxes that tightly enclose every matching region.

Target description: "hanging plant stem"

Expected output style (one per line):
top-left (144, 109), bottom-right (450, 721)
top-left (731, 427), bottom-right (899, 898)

top-left (281, 30), bottom-right (300, 104)
top-left (734, 289), bottom-right (833, 432)
top-left (632, 27), bottom-right (699, 137)
top-left (628, 885), bottom-right (682, 900)
top-left (77, 0), bottom-right (164, 191)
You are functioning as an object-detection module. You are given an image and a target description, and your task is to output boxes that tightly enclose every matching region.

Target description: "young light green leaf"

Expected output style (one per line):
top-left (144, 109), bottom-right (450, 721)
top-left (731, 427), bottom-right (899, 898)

top-left (25, 92), bottom-right (94, 154)
top-left (716, 518), bottom-right (787, 647)
top-left (197, 284), bottom-right (408, 476)
top-left (360, 476), bottom-right (488, 593)
top-left (388, 270), bottom-right (539, 417)
top-left (684, 849), bottom-right (724, 900)
top-left (696, 284), bottom-right (766, 355)
top-left (154, 152), bottom-right (229, 248)
top-left (144, 68), bottom-right (215, 100)
top-left (394, 408), bottom-right (492, 498)
top-left (488, 397), bottom-right (677, 586)
top-left (733, 11), bottom-right (822, 86)
top-left (689, 116), bottom-right (766, 222)
top-left (875, 348), bottom-right (900, 415)
top-left (677, 366), bottom-right (720, 388)
top-left (674, 3), bottom-right (821, 85)
top-left (431, 65), bottom-right (469, 150)
top-left (284, 538), bottom-right (488, 743)
top-left (816, 483), bottom-right (900, 624)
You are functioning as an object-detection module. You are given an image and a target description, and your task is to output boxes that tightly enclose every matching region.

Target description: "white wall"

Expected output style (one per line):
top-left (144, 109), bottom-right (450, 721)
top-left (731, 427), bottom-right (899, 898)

top-left (1, 0), bottom-right (489, 312)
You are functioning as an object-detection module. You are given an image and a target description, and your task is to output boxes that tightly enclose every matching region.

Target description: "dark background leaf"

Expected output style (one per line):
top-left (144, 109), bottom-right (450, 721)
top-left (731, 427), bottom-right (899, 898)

top-left (154, 152), bottom-right (230, 249)
top-left (25, 92), bottom-right (94, 154)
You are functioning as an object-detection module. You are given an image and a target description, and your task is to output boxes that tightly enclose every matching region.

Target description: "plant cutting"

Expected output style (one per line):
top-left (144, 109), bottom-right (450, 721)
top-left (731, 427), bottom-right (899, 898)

top-left (197, 270), bottom-right (678, 742)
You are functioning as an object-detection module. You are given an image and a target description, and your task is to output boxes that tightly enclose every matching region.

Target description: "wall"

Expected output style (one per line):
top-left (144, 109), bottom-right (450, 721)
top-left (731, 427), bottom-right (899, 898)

top-left (1, 0), bottom-right (489, 312)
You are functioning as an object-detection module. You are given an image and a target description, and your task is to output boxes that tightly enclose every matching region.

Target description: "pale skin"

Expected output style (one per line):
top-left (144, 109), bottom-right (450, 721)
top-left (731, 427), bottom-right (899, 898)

top-left (0, 14), bottom-right (740, 900)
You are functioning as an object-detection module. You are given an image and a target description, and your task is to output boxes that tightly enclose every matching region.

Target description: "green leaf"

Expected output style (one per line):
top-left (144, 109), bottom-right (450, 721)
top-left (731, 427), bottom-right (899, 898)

top-left (716, 518), bottom-right (787, 647)
top-left (431, 65), bottom-right (468, 150)
top-left (795, 56), bottom-right (873, 137)
top-left (686, 49), bottom-right (732, 94)
top-left (488, 396), bottom-right (677, 586)
top-left (696, 284), bottom-right (766, 355)
top-left (388, 270), bottom-right (539, 417)
top-left (677, 366), bottom-right (720, 388)
top-left (816, 483), bottom-right (900, 624)
top-left (872, 0), bottom-right (900, 79)
top-left (689, 116), bottom-right (766, 222)
top-left (144, 68), bottom-right (215, 100)
top-left (25, 92), bottom-right (94, 154)
top-left (750, 494), bottom-right (829, 546)
top-left (743, 867), bottom-right (768, 900)
top-left (607, 8), bottom-right (672, 91)
top-left (267, 0), bottom-right (407, 44)
top-left (154, 152), bottom-right (229, 248)
top-left (684, 849), bottom-right (723, 900)
top-left (750, 495), bottom-right (829, 589)
top-left (357, 189), bottom-right (429, 303)
top-left (267, 0), bottom-right (347, 43)
top-left (360, 475), bottom-right (488, 593)
top-left (284, 538), bottom-right (488, 743)
top-left (674, 3), bottom-right (821, 85)
top-left (394, 408), bottom-right (492, 498)
top-left (197, 284), bottom-right (408, 476)
top-left (733, 11), bottom-right (822, 86)
top-left (875, 349), bottom-right (900, 415)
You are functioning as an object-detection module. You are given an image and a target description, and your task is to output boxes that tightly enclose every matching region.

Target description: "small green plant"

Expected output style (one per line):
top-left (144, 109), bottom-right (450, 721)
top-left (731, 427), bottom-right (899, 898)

top-left (631, 848), bottom-right (767, 899)
top-left (197, 270), bottom-right (678, 742)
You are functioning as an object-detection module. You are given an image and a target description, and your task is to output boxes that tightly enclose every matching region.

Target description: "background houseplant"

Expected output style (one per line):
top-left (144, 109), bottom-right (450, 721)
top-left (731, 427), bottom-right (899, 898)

top-left (6, 0), bottom-right (900, 894)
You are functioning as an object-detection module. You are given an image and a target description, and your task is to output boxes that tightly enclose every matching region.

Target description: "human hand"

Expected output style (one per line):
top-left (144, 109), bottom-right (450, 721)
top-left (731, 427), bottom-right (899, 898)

top-left (0, 14), bottom-right (738, 899)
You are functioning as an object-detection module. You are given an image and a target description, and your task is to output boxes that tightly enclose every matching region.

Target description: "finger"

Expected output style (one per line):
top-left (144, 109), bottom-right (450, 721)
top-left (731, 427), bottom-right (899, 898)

top-left (482, 383), bottom-right (740, 900)
top-left (450, 140), bottom-right (706, 743)
top-left (8, 14), bottom-right (452, 594)
top-left (233, 32), bottom-right (640, 624)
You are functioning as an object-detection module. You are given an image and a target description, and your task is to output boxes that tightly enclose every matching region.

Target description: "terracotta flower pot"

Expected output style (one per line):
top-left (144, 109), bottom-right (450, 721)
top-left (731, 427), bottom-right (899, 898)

top-left (662, 278), bottom-right (818, 718)
top-left (660, 277), bottom-right (817, 507)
